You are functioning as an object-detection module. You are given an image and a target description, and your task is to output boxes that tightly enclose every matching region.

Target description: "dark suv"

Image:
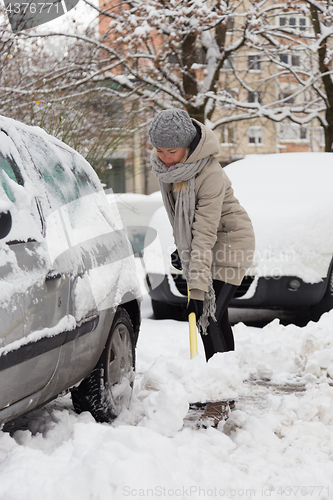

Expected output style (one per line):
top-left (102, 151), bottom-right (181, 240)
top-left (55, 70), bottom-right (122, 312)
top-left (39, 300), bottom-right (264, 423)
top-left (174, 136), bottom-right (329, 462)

top-left (144, 153), bottom-right (333, 323)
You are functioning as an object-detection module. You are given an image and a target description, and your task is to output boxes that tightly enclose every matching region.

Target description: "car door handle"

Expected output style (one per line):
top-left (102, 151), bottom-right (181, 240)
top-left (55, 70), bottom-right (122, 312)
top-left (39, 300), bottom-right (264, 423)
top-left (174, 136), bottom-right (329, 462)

top-left (45, 270), bottom-right (62, 291)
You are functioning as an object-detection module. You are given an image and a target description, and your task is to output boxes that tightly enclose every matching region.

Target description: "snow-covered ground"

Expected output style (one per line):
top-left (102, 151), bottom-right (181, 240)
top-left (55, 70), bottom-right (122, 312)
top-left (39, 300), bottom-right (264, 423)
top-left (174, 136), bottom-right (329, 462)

top-left (1, 285), bottom-right (333, 500)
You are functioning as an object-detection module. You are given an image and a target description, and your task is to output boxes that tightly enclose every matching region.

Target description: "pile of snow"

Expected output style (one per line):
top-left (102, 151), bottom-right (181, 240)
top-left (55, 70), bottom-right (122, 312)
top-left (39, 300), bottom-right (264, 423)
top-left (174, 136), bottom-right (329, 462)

top-left (1, 301), bottom-right (333, 499)
top-left (234, 310), bottom-right (333, 383)
top-left (139, 352), bottom-right (242, 434)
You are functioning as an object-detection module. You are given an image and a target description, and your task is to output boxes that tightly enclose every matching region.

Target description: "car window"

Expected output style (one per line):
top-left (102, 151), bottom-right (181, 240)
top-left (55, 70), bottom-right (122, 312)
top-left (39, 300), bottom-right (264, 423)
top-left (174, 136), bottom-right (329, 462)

top-left (0, 152), bottom-right (24, 202)
top-left (21, 131), bottom-right (98, 208)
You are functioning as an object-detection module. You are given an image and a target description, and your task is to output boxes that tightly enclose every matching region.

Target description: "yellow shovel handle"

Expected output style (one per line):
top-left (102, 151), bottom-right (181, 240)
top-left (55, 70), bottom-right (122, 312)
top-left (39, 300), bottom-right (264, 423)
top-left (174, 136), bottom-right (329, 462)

top-left (188, 312), bottom-right (198, 359)
top-left (187, 285), bottom-right (198, 359)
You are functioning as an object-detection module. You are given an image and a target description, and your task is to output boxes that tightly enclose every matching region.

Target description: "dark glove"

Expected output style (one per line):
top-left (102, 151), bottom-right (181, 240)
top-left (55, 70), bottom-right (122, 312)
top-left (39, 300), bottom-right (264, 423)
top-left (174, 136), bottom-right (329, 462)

top-left (171, 249), bottom-right (182, 271)
top-left (184, 299), bottom-right (204, 321)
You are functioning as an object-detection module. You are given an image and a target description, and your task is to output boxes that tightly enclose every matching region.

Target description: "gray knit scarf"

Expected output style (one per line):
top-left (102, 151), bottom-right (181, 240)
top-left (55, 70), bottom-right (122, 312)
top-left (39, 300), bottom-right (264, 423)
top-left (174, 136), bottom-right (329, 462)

top-left (150, 151), bottom-right (216, 334)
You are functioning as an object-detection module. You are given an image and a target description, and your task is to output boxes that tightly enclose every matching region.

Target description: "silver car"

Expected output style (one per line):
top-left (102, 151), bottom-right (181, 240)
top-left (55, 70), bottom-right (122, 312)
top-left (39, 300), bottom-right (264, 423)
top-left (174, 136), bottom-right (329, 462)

top-left (0, 115), bottom-right (141, 426)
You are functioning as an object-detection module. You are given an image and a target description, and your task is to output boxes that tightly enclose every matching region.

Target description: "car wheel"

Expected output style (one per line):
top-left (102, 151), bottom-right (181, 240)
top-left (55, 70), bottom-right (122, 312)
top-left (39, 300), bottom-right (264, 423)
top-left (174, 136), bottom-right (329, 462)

top-left (311, 267), bottom-right (333, 321)
top-left (151, 299), bottom-right (185, 321)
top-left (71, 307), bottom-right (135, 423)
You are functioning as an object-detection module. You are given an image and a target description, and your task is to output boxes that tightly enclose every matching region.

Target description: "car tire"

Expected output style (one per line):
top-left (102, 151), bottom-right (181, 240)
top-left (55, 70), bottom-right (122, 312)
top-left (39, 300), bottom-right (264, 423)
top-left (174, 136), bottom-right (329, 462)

top-left (71, 307), bottom-right (135, 423)
top-left (151, 299), bottom-right (185, 321)
top-left (310, 268), bottom-right (333, 321)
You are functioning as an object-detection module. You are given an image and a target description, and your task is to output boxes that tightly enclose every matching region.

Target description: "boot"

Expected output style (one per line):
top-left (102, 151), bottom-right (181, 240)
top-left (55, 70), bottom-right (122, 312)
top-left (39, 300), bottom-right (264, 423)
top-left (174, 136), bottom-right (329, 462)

top-left (197, 400), bottom-right (229, 428)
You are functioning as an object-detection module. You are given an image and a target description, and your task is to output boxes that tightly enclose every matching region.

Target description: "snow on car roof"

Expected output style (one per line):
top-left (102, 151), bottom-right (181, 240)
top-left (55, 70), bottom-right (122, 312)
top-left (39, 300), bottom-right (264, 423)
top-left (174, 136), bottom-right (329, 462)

top-left (225, 153), bottom-right (333, 282)
top-left (0, 114), bottom-right (101, 188)
top-left (226, 152), bottom-right (333, 195)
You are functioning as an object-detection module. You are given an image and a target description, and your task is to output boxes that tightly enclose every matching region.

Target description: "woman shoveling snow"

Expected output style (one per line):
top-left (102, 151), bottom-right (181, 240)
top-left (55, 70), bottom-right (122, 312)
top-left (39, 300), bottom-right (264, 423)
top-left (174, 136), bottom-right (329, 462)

top-left (149, 108), bottom-right (255, 427)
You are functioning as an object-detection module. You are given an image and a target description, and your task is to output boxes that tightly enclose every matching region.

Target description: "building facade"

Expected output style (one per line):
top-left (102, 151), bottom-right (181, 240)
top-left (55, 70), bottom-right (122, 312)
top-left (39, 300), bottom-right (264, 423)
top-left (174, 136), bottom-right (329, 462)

top-left (99, 0), bottom-right (325, 193)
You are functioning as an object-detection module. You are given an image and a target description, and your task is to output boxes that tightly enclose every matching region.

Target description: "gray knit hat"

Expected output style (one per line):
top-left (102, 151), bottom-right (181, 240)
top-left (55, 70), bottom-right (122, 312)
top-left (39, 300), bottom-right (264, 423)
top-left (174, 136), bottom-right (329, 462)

top-left (149, 109), bottom-right (197, 148)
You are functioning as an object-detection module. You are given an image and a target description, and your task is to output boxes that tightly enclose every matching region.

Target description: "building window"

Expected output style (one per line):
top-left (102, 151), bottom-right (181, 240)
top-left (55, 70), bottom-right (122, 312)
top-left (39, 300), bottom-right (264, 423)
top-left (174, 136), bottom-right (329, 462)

top-left (279, 92), bottom-right (295, 104)
top-left (248, 55), bottom-right (261, 71)
top-left (248, 91), bottom-right (262, 104)
top-left (279, 16), bottom-right (306, 31)
top-left (195, 46), bottom-right (206, 64)
top-left (299, 18), bottom-right (306, 30)
top-left (292, 55), bottom-right (300, 66)
top-left (279, 54), bottom-right (300, 66)
top-left (300, 126), bottom-right (307, 140)
top-left (168, 53), bottom-right (178, 64)
top-left (248, 126), bottom-right (263, 145)
top-left (289, 17), bottom-right (296, 28)
top-left (226, 17), bottom-right (234, 31)
top-left (280, 54), bottom-right (288, 64)
top-left (279, 123), bottom-right (308, 142)
top-left (220, 126), bottom-right (237, 144)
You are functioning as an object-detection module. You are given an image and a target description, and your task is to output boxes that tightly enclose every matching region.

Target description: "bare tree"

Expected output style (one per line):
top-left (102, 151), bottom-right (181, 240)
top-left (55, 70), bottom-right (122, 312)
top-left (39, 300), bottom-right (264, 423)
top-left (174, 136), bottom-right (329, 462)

top-left (0, 8), bottom-right (138, 177)
top-left (87, 0), bottom-right (333, 151)
top-left (306, 0), bottom-right (333, 151)
top-left (3, 0), bottom-right (333, 153)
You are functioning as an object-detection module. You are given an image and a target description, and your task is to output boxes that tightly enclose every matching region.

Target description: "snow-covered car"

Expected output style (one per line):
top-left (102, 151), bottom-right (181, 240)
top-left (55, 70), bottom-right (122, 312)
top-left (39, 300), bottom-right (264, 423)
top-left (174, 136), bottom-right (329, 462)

top-left (0, 115), bottom-right (141, 426)
top-left (144, 153), bottom-right (333, 322)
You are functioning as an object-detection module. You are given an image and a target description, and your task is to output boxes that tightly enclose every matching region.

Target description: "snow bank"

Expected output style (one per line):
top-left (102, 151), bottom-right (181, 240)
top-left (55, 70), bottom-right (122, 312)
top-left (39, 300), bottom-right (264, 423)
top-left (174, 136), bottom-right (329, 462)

top-left (234, 309), bottom-right (333, 384)
top-left (139, 352), bottom-right (242, 435)
top-left (1, 304), bottom-right (333, 499)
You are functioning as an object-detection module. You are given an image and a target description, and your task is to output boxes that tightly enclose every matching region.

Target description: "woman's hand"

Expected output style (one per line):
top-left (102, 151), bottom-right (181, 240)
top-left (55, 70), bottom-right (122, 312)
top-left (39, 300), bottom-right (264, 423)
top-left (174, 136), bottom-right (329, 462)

top-left (185, 299), bottom-right (204, 321)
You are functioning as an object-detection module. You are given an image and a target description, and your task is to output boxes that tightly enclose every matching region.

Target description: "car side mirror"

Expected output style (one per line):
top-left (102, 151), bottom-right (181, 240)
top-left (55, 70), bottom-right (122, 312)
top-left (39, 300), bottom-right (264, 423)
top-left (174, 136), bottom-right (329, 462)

top-left (0, 211), bottom-right (12, 239)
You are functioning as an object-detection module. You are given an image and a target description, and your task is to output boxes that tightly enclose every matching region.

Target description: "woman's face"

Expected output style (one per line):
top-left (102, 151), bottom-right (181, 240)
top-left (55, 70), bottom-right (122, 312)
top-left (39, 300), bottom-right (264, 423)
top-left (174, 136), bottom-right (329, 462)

top-left (156, 147), bottom-right (187, 167)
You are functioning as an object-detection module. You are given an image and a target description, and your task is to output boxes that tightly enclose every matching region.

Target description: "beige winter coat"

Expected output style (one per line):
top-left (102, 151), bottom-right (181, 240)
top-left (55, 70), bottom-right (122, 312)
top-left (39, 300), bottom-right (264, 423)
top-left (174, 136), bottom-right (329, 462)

top-left (164, 120), bottom-right (255, 299)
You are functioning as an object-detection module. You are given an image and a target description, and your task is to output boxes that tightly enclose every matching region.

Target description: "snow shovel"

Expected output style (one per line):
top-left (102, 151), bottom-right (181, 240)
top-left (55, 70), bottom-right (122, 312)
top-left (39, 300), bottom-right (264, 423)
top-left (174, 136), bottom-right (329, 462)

top-left (187, 286), bottom-right (198, 359)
